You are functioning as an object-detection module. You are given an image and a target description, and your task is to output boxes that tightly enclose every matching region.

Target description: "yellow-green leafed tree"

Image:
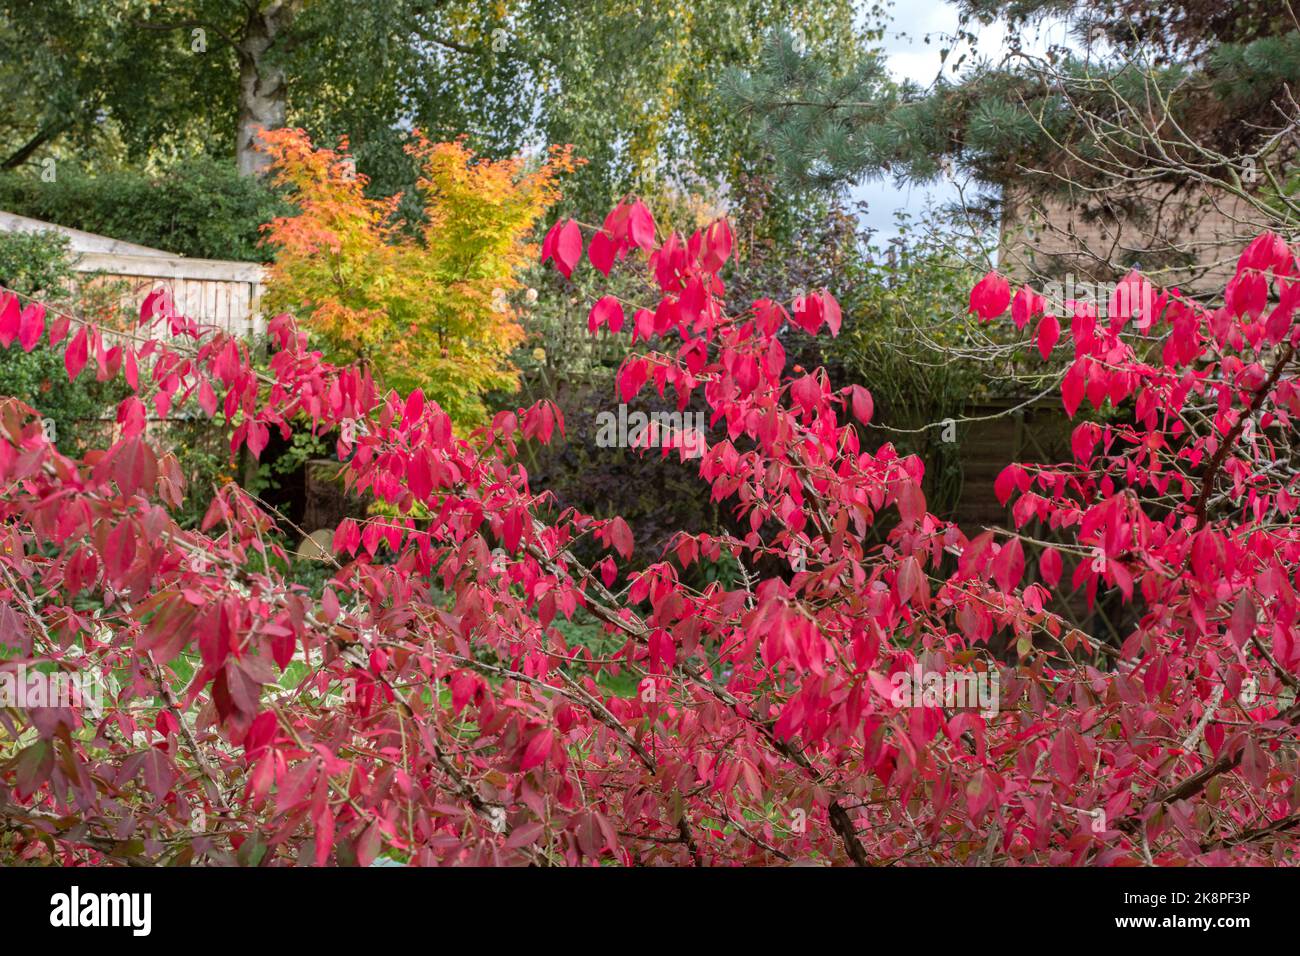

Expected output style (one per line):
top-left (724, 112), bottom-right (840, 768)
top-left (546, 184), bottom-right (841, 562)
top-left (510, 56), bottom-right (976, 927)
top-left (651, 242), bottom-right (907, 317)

top-left (261, 127), bottom-right (575, 428)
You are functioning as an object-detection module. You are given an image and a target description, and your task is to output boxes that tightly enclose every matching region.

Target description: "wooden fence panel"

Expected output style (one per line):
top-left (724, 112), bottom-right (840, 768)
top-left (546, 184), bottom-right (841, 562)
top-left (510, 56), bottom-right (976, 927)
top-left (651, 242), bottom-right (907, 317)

top-left (1, 214), bottom-right (267, 339)
top-left (72, 252), bottom-right (267, 338)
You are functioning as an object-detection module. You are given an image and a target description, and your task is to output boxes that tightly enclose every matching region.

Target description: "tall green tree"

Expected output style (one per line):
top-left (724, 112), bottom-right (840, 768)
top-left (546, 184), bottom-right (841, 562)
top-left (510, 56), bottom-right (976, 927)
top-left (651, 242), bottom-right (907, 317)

top-left (1, 0), bottom-right (862, 215)
top-left (723, 1), bottom-right (1300, 197)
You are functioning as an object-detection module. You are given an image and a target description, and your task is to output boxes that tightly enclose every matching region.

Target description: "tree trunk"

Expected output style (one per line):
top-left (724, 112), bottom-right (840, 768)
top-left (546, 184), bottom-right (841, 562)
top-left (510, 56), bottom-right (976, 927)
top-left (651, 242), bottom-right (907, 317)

top-left (2, 120), bottom-right (71, 170)
top-left (234, 1), bottom-right (299, 177)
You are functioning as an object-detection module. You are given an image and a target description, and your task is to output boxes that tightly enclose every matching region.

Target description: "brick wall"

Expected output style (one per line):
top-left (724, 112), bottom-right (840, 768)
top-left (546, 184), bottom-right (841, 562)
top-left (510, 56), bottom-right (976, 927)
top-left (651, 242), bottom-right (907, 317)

top-left (999, 184), bottom-right (1271, 298)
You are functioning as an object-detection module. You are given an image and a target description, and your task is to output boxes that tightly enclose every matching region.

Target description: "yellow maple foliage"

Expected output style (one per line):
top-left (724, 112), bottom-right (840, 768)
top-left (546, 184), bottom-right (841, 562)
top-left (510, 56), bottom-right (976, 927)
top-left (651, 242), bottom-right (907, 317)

top-left (260, 127), bottom-right (575, 427)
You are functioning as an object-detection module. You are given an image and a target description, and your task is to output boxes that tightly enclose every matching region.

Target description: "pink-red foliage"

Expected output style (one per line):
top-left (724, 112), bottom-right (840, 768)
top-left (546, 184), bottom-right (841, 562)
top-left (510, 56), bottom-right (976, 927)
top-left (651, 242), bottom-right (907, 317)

top-left (0, 208), bottom-right (1298, 866)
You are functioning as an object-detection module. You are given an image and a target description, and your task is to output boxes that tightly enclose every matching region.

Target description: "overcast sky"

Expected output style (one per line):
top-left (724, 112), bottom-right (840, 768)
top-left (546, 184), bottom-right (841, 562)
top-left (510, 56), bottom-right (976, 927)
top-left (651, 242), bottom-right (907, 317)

top-left (852, 1), bottom-right (1078, 242)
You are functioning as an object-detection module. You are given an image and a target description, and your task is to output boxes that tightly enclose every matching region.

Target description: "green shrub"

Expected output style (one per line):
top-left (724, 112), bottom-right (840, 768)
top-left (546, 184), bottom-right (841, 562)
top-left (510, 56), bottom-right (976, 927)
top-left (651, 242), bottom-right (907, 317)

top-left (0, 157), bottom-right (290, 262)
top-left (0, 229), bottom-right (76, 295)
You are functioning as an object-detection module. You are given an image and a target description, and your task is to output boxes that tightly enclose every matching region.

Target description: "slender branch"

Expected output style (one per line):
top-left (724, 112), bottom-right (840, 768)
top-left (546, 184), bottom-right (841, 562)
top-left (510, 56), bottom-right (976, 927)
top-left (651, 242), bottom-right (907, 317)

top-left (1193, 342), bottom-right (1296, 529)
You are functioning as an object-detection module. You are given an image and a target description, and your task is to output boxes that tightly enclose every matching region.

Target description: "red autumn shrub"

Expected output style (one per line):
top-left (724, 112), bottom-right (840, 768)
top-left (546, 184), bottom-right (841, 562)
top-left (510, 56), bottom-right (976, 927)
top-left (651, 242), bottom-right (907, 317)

top-left (0, 212), bottom-right (1296, 866)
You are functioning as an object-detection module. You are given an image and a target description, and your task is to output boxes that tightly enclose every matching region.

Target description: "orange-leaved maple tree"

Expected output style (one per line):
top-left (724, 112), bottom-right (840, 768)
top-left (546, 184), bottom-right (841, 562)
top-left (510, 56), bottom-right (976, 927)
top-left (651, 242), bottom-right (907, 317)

top-left (260, 127), bottom-right (575, 428)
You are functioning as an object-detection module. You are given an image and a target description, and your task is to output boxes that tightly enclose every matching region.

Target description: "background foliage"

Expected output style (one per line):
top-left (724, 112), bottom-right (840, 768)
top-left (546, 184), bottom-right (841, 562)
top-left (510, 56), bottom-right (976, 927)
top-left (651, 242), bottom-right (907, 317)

top-left (0, 158), bottom-right (289, 261)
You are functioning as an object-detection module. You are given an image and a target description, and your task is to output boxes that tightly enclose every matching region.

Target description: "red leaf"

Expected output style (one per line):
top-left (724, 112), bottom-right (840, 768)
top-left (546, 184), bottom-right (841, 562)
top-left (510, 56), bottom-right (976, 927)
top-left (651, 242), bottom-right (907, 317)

top-left (587, 295), bottom-right (624, 334)
top-left (18, 304), bottom-right (45, 352)
top-left (701, 218), bottom-right (733, 272)
top-left (48, 314), bottom-right (70, 347)
top-left (821, 290), bottom-right (842, 336)
top-left (599, 557), bottom-right (617, 588)
top-left (896, 555), bottom-right (926, 605)
top-left (117, 396), bottom-right (147, 439)
top-left (104, 521), bottom-right (138, 583)
top-left (1061, 360), bottom-right (1086, 418)
top-left (609, 516), bottom-right (634, 559)
top-left (355, 822), bottom-right (382, 867)
top-left (965, 770), bottom-right (996, 819)
top-left (617, 358), bottom-right (648, 402)
top-left (1229, 593), bottom-right (1256, 647)
top-left (994, 464), bottom-right (1025, 506)
top-left (896, 481), bottom-right (926, 524)
top-left (848, 384), bottom-right (874, 425)
top-left (0, 293), bottom-right (19, 346)
top-left (197, 380), bottom-right (218, 417)
top-left (554, 220), bottom-right (582, 277)
top-left (112, 437), bottom-right (158, 496)
top-left (627, 200), bottom-right (656, 250)
top-left (1039, 547), bottom-right (1063, 588)
top-left (407, 449), bottom-right (433, 502)
top-left (991, 538), bottom-right (1025, 592)
top-left (502, 506), bottom-right (524, 553)
top-left (321, 587), bottom-right (341, 622)
top-left (140, 288), bottom-right (172, 325)
top-left (246, 420), bottom-right (269, 459)
top-left (521, 727), bottom-right (554, 771)
top-left (403, 388), bottom-right (425, 426)
top-left (1011, 287), bottom-right (1043, 329)
top-left (14, 740), bottom-right (52, 799)
top-left (65, 327), bottom-right (89, 380)
top-left (314, 807), bottom-right (335, 866)
top-left (588, 230), bottom-right (616, 275)
top-left (790, 372), bottom-right (821, 416)
top-left (791, 293), bottom-right (823, 334)
top-left (1036, 313), bottom-right (1060, 360)
top-left (969, 272), bottom-right (1010, 320)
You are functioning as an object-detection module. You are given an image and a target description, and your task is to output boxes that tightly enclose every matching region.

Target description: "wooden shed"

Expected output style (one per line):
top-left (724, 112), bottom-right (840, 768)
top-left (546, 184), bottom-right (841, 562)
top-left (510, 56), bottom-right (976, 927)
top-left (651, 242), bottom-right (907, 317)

top-left (0, 210), bottom-right (266, 338)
